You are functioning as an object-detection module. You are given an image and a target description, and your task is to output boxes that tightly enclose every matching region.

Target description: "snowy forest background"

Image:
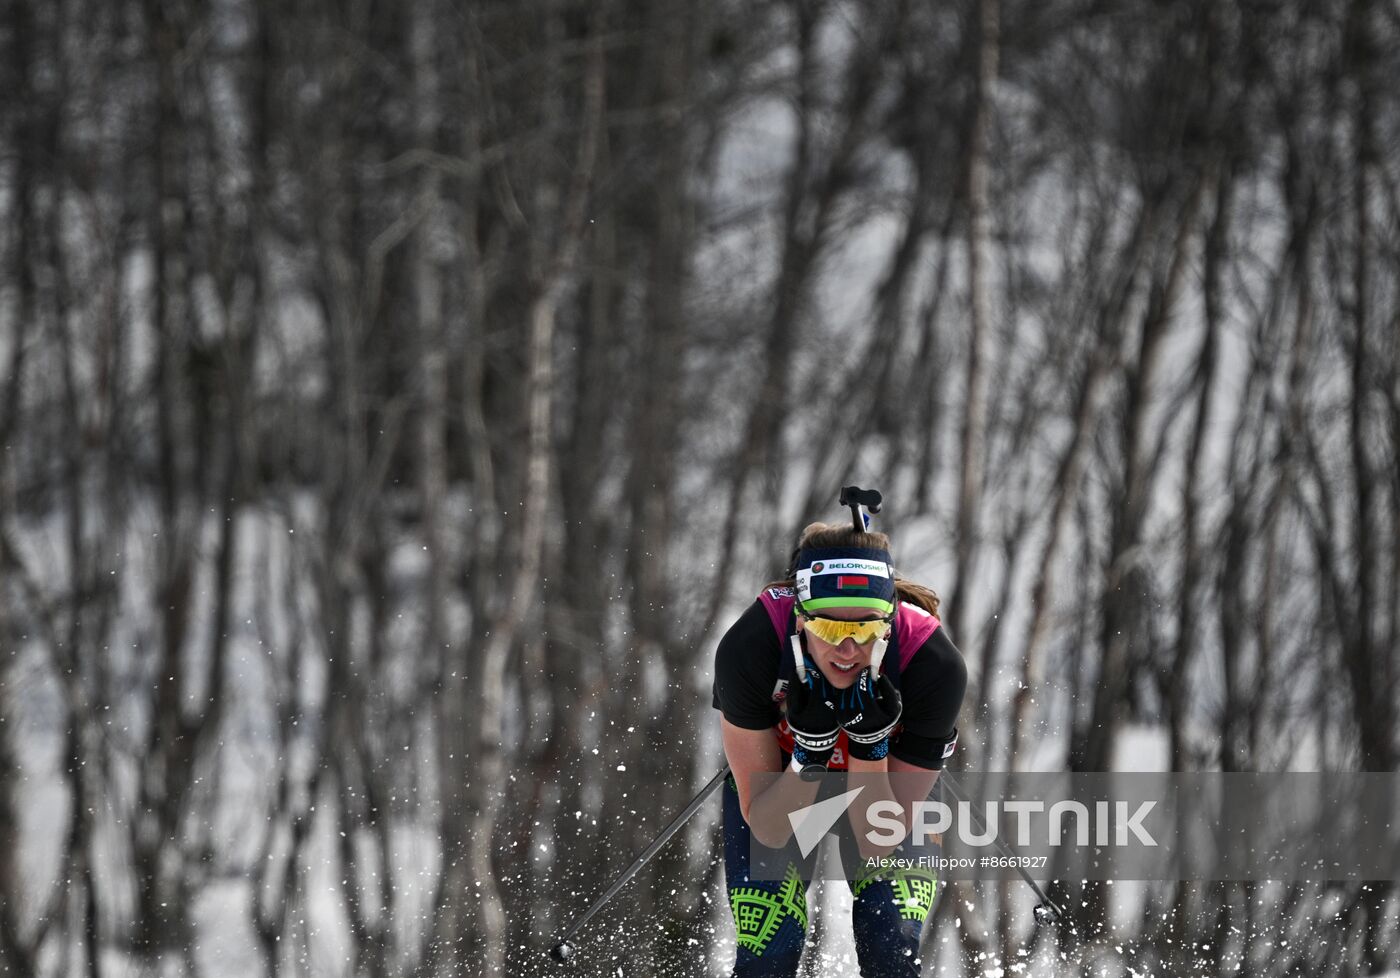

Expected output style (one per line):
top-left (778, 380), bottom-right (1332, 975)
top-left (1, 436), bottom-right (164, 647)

top-left (2, 0), bottom-right (1399, 975)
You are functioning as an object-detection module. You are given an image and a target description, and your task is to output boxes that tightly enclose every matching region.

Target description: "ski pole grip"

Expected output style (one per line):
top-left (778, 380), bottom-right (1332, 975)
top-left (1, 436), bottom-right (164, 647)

top-left (838, 486), bottom-right (882, 532)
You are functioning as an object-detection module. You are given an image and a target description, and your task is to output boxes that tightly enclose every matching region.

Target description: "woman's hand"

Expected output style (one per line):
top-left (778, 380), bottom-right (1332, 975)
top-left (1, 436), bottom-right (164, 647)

top-left (834, 669), bottom-right (903, 761)
top-left (784, 655), bottom-right (841, 767)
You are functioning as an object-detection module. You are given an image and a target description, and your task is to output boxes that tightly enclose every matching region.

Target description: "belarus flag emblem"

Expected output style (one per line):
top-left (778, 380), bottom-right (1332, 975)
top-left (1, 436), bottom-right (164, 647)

top-left (836, 576), bottom-right (869, 589)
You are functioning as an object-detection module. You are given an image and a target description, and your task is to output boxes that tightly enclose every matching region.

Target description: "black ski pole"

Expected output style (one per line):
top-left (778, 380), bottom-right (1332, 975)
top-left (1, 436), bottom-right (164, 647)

top-left (938, 770), bottom-right (1068, 925)
top-left (549, 764), bottom-right (731, 963)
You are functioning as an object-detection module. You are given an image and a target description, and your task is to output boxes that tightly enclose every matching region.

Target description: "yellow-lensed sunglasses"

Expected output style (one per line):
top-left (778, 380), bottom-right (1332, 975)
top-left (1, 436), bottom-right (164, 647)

top-left (800, 615), bottom-right (892, 646)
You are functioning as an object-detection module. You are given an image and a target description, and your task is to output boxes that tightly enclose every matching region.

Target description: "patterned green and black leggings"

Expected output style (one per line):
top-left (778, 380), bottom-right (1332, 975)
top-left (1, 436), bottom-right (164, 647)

top-left (722, 775), bottom-right (940, 978)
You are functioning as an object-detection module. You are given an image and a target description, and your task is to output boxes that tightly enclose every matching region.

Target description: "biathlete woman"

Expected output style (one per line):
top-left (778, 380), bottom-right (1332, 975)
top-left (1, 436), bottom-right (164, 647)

top-left (712, 503), bottom-right (967, 977)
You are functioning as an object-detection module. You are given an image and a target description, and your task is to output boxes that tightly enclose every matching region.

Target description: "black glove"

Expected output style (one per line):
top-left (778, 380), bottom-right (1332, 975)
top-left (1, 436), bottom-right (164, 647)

top-left (832, 669), bottom-right (903, 761)
top-left (784, 654), bottom-right (840, 768)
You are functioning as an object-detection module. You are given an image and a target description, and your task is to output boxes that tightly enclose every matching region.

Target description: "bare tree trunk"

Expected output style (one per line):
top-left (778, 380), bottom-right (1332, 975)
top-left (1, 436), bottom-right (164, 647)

top-left (135, 1), bottom-right (199, 967)
top-left (468, 297), bottom-right (551, 974)
top-left (948, 0), bottom-right (999, 638)
top-left (424, 5), bottom-right (501, 969)
top-left (251, 519), bottom-right (320, 978)
top-left (1162, 169), bottom-right (1235, 974)
top-left (911, 206), bottom-right (959, 516)
top-left (0, 1), bottom-right (37, 965)
top-left (622, 2), bottom-right (705, 969)
top-left (0, 710), bottom-right (33, 977)
top-left (1167, 172), bottom-right (1232, 772)
top-left (410, 4), bottom-right (450, 970)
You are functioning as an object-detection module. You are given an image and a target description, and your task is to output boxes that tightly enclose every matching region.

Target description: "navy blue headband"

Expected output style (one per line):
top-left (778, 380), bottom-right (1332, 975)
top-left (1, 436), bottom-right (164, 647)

top-left (793, 547), bottom-right (896, 614)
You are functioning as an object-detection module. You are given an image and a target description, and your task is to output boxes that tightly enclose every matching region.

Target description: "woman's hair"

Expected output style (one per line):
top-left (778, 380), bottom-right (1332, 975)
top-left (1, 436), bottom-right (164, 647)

top-left (763, 521), bottom-right (941, 618)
